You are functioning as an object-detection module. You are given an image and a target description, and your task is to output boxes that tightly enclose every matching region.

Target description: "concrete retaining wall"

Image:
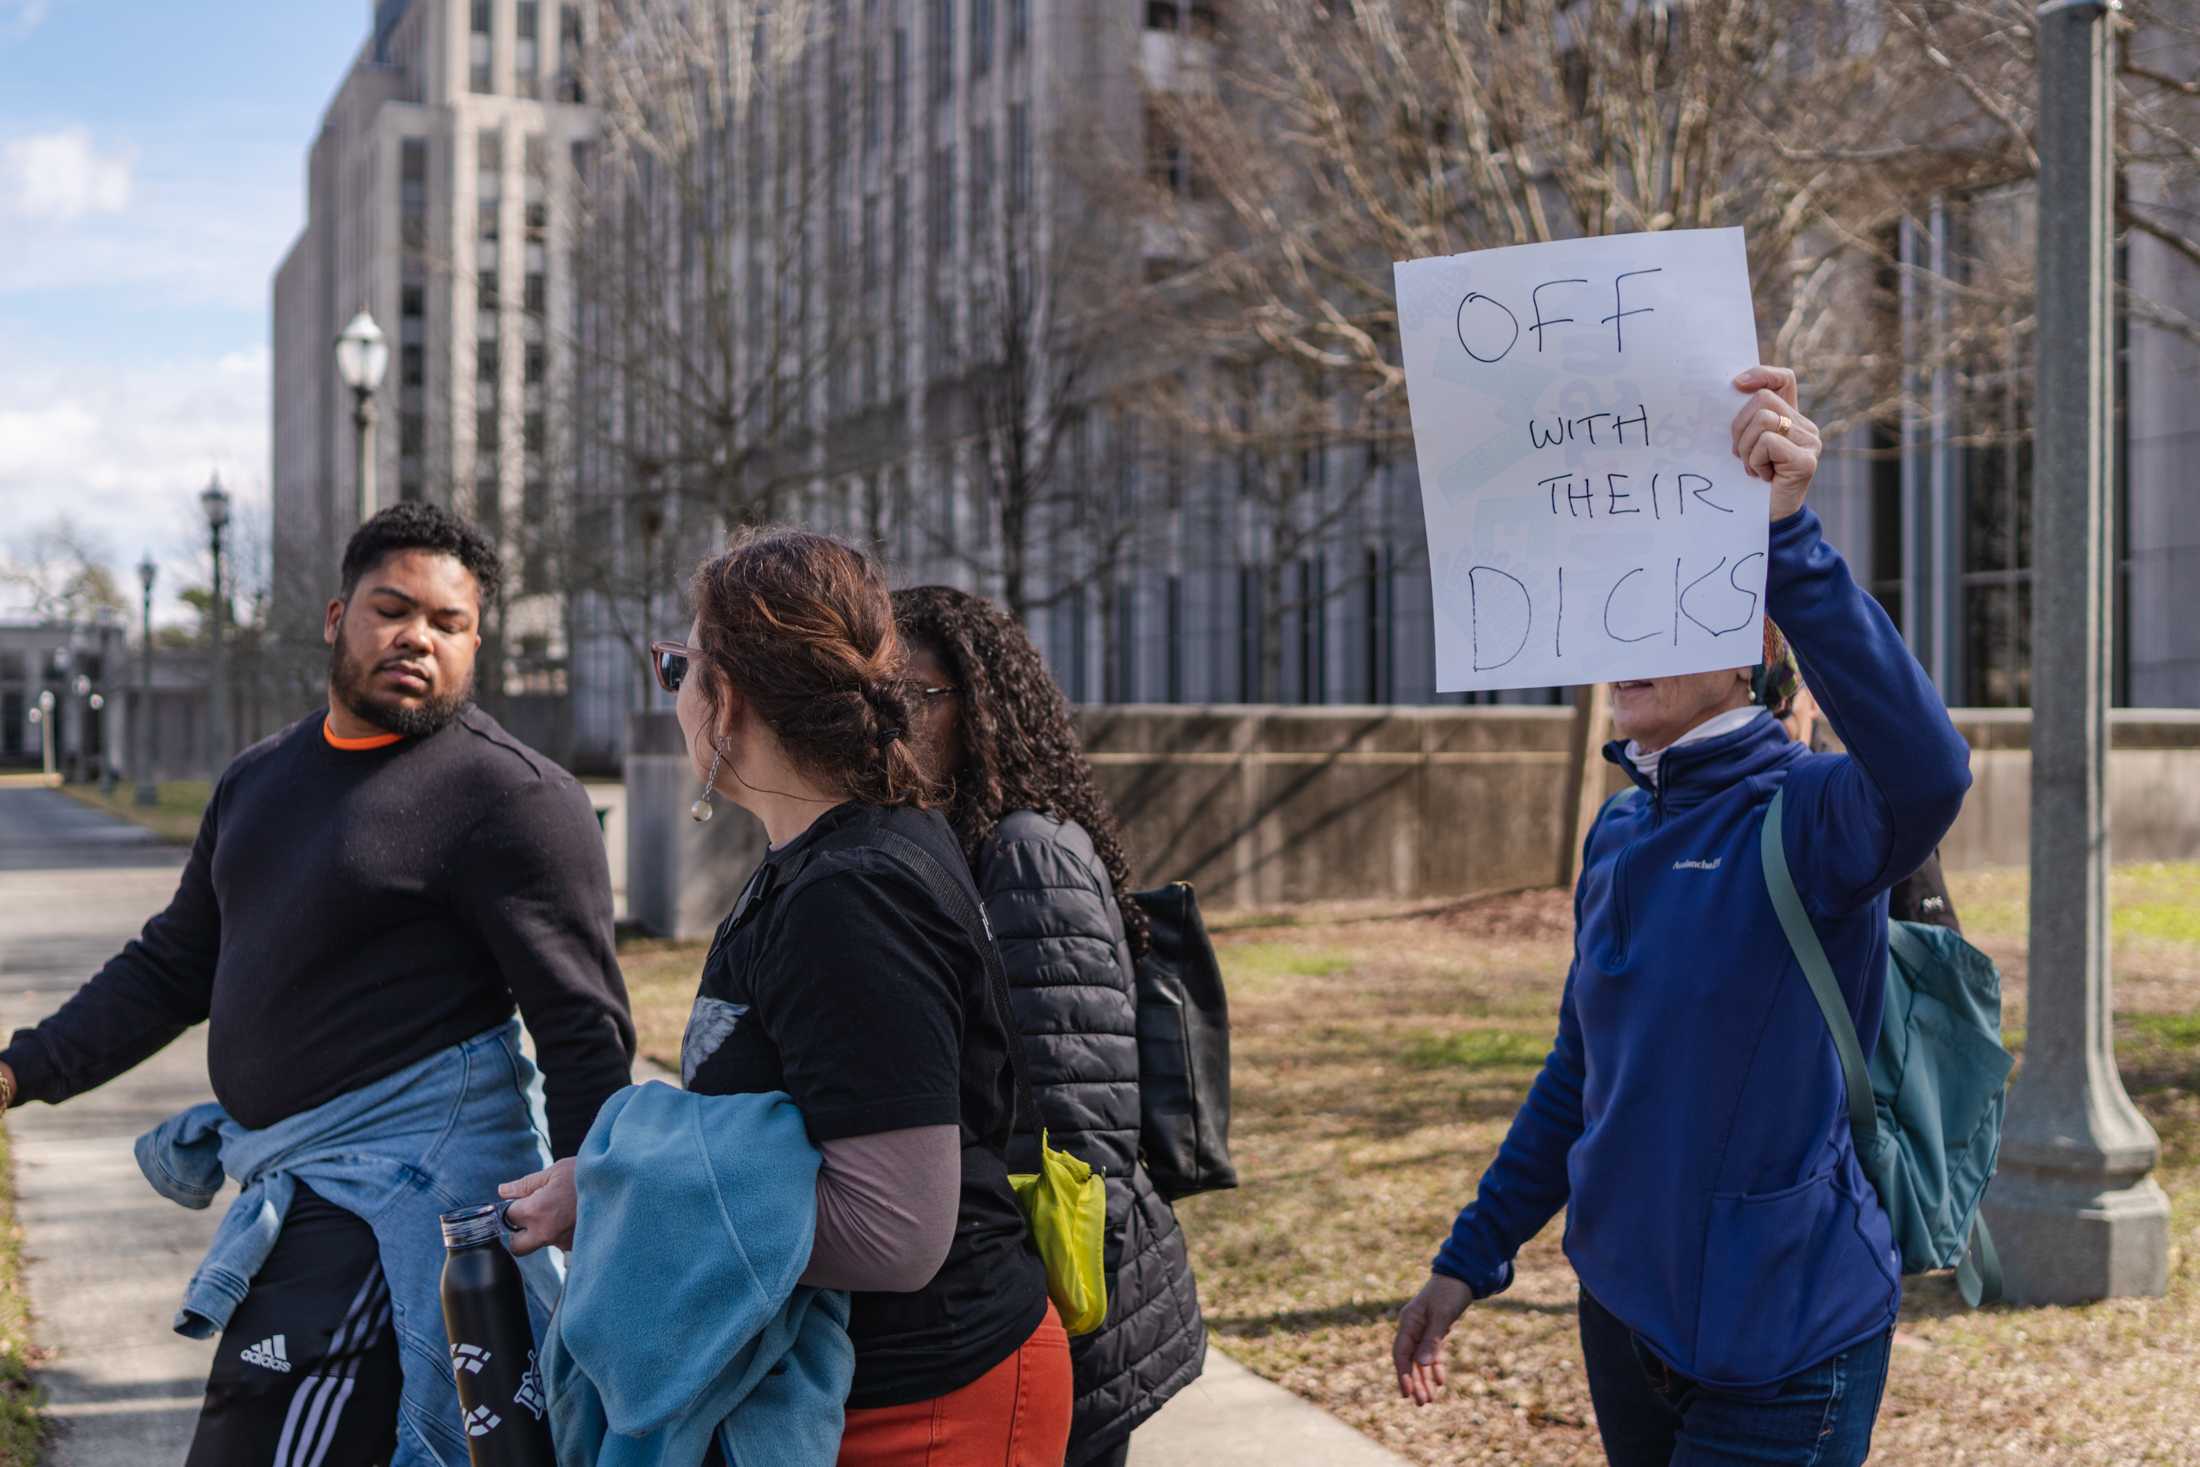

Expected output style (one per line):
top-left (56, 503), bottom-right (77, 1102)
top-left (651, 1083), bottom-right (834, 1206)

top-left (619, 705), bottom-right (2200, 931)
top-left (1076, 706), bottom-right (2200, 909)
top-left (624, 712), bottom-right (767, 941)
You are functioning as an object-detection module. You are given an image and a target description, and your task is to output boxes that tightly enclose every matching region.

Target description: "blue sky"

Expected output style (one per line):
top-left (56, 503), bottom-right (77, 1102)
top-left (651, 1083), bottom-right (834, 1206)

top-left (0, 0), bottom-right (364, 617)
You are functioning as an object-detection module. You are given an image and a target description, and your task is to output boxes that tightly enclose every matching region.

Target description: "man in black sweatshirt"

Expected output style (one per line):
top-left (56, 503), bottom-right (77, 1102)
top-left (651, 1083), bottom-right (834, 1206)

top-left (0, 503), bottom-right (634, 1466)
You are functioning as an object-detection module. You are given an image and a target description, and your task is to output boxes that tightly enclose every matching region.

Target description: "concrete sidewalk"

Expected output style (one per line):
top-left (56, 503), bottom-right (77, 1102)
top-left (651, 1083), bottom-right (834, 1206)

top-left (0, 789), bottom-right (219, 1464)
top-left (0, 786), bottom-right (1404, 1466)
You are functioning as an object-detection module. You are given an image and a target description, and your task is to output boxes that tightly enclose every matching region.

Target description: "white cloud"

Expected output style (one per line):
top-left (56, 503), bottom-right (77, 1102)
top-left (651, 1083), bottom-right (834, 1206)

top-left (0, 346), bottom-right (270, 619)
top-left (2, 127), bottom-right (133, 221)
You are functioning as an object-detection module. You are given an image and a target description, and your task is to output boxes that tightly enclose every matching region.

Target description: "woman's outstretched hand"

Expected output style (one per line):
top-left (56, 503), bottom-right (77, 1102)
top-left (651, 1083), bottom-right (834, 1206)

top-left (1732, 366), bottom-right (1821, 520)
top-left (1392, 1273), bottom-right (1474, 1407)
top-left (497, 1156), bottom-right (578, 1256)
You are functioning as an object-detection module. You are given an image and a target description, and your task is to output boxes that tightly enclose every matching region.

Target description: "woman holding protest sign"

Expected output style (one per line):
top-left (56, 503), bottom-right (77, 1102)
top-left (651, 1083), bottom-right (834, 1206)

top-left (1389, 366), bottom-right (1973, 1465)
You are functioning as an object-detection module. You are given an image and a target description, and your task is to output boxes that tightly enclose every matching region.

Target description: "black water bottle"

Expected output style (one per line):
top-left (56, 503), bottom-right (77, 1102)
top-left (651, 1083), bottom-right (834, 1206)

top-left (439, 1204), bottom-right (555, 1466)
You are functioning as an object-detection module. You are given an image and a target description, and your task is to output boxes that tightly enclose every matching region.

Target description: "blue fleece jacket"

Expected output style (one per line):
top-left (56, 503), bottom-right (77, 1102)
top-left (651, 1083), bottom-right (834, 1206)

top-left (542, 1082), bottom-right (853, 1467)
top-left (1432, 508), bottom-right (1972, 1389)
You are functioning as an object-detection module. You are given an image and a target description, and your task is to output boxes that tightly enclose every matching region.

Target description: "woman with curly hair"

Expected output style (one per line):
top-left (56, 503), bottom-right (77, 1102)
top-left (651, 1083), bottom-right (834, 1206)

top-left (893, 586), bottom-right (1206, 1467)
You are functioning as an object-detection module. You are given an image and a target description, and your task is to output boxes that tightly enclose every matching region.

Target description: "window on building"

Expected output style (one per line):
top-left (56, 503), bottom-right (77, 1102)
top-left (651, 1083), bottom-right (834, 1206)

top-left (524, 136), bottom-right (547, 235)
top-left (558, 3), bottom-right (584, 101)
top-left (863, 40), bottom-right (880, 154)
top-left (1237, 565), bottom-right (1260, 703)
top-left (930, 0), bottom-right (953, 101)
top-left (1146, 0), bottom-right (1178, 28)
top-left (1165, 574), bottom-right (1184, 701)
top-left (892, 27), bottom-right (909, 146)
top-left (524, 237), bottom-right (547, 314)
top-left (525, 342), bottom-right (545, 385)
top-left (478, 341), bottom-right (500, 381)
top-left (1297, 556), bottom-right (1327, 703)
top-left (1363, 545), bottom-right (1392, 703)
top-left (1010, 0), bottom-right (1029, 50)
top-left (1008, 103), bottom-right (1031, 215)
top-left (515, 1), bottom-right (540, 98)
top-left (470, 0), bottom-right (493, 93)
top-left (400, 138), bottom-right (428, 215)
top-left (968, 124), bottom-right (992, 253)
top-left (1960, 377), bottom-right (2033, 708)
top-left (930, 145), bottom-right (955, 256)
top-left (1146, 103), bottom-right (1190, 194)
top-left (971, 0), bottom-right (993, 75)
top-left (477, 130), bottom-right (503, 247)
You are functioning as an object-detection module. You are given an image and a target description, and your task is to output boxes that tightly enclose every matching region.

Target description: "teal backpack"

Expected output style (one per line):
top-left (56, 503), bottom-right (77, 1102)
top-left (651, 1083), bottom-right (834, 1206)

top-left (1759, 787), bottom-right (2012, 1306)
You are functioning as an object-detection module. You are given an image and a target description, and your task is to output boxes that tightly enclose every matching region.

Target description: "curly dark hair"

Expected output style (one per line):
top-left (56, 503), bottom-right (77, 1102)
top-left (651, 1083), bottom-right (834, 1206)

top-left (892, 585), bottom-right (1150, 955)
top-left (340, 501), bottom-right (502, 611)
top-left (691, 527), bottom-right (937, 809)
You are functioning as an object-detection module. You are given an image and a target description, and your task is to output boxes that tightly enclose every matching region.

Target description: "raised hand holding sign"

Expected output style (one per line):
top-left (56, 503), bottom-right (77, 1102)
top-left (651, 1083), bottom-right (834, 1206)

top-left (1393, 228), bottom-right (1768, 692)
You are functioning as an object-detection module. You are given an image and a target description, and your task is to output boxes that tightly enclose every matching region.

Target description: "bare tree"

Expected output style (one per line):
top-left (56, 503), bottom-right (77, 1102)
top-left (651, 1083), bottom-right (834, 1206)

top-left (0, 518), bottom-right (128, 625)
top-left (1137, 0), bottom-right (2199, 448)
top-left (919, 113), bottom-right (1153, 623)
top-left (556, 0), bottom-right (841, 692)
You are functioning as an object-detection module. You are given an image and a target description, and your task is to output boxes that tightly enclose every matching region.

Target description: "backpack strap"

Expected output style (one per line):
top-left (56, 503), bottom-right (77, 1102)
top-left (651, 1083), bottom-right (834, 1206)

top-left (1758, 787), bottom-right (1879, 1149)
top-left (870, 828), bottom-right (1045, 1146)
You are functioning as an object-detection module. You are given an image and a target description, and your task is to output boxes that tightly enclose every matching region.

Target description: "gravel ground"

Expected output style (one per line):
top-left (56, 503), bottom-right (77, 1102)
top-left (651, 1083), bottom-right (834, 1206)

top-left (616, 865), bottom-right (2200, 1465)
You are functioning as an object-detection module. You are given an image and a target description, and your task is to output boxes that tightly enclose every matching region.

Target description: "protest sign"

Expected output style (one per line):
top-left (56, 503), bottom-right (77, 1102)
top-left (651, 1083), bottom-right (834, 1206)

top-left (1393, 228), bottom-right (1765, 693)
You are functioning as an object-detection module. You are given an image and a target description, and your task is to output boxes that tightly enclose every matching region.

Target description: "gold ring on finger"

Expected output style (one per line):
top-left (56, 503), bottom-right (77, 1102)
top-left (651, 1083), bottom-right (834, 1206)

top-left (1777, 415), bottom-right (1792, 434)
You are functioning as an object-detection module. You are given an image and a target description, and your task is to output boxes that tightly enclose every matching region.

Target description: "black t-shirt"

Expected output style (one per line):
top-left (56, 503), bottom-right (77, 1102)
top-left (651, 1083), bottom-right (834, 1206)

top-left (687, 801), bottom-right (1048, 1410)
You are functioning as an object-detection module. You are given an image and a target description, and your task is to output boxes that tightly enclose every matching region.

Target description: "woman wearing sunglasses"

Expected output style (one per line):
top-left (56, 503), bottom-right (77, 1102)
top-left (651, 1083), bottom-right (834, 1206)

top-left (500, 528), bottom-right (1070, 1467)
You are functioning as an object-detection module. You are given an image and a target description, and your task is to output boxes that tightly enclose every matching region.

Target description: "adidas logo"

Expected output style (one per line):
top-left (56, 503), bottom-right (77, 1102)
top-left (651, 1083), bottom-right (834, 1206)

top-left (465, 1404), bottom-right (503, 1437)
top-left (451, 1342), bottom-right (491, 1375)
top-left (240, 1335), bottom-right (293, 1373)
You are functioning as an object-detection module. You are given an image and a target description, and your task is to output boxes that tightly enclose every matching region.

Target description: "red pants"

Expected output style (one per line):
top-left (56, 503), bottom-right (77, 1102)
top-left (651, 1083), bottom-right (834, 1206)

top-left (838, 1305), bottom-right (1073, 1467)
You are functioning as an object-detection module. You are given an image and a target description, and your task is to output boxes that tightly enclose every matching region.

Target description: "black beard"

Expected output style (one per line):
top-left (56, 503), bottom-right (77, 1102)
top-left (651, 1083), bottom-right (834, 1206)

top-left (327, 630), bottom-right (472, 740)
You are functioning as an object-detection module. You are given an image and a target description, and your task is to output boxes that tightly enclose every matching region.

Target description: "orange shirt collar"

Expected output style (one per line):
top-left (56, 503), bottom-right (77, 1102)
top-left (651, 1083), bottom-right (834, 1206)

top-left (323, 720), bottom-right (404, 752)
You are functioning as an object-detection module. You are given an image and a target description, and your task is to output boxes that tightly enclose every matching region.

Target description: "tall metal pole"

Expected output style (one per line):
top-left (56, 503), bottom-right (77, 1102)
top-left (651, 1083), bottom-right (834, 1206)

top-left (1983, 0), bottom-right (2168, 1306)
top-left (208, 519), bottom-right (231, 774)
top-left (355, 388), bottom-right (379, 525)
top-left (136, 563), bottom-right (158, 807)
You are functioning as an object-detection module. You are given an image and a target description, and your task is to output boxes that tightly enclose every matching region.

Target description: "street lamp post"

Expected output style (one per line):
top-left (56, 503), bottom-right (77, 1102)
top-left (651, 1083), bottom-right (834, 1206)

top-left (337, 309), bottom-right (391, 525)
top-left (1982, 0), bottom-right (2169, 1304)
top-left (202, 473), bottom-right (232, 775)
top-left (137, 554), bottom-right (159, 807)
top-left (31, 690), bottom-right (55, 784)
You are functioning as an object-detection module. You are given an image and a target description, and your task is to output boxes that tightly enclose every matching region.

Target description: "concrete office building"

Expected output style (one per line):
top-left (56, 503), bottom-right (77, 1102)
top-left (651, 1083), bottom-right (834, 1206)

top-left (557, 2), bottom-right (2197, 771)
top-left (272, 0), bottom-right (595, 745)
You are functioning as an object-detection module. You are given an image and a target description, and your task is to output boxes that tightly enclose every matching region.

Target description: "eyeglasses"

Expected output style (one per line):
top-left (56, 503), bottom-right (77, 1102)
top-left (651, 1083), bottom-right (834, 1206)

top-left (649, 640), bottom-right (696, 694)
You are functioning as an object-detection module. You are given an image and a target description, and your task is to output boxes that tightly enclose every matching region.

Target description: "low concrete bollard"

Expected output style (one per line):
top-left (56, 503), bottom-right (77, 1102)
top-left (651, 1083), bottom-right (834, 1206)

top-left (623, 711), bottom-right (767, 940)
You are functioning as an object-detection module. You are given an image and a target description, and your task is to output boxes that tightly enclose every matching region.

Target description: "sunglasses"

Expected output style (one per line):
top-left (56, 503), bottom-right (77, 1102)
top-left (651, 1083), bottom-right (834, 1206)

top-left (649, 640), bottom-right (696, 694)
top-left (651, 640), bottom-right (961, 704)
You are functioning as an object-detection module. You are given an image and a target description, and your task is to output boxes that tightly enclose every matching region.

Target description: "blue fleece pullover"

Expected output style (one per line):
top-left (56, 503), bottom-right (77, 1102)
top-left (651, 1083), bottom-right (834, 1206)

top-left (1433, 508), bottom-right (1972, 1389)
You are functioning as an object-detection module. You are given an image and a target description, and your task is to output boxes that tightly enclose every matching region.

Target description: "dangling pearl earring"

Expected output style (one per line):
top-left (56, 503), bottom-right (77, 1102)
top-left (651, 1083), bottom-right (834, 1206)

top-left (691, 744), bottom-right (725, 823)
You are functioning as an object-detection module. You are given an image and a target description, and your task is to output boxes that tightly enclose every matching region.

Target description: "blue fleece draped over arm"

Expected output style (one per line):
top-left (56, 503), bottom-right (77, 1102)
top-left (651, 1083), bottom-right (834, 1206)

top-left (1766, 508), bottom-right (1973, 917)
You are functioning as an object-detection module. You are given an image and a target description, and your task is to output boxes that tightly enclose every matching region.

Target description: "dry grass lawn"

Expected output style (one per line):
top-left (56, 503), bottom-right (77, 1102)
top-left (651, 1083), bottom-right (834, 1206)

top-left (617, 863), bottom-right (2200, 1465)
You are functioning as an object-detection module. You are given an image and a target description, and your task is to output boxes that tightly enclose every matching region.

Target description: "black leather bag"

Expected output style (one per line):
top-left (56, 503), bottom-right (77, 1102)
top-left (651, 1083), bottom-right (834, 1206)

top-left (1130, 881), bottom-right (1237, 1201)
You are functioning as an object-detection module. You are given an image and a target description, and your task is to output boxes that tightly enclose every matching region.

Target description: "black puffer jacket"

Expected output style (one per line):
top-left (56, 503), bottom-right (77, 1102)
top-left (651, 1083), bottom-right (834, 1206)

top-left (978, 811), bottom-right (1205, 1465)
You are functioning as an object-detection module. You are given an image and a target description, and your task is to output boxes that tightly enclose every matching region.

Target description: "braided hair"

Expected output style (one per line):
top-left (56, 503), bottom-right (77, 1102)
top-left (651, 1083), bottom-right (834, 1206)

top-left (689, 528), bottom-right (937, 809)
top-left (892, 585), bottom-right (1151, 956)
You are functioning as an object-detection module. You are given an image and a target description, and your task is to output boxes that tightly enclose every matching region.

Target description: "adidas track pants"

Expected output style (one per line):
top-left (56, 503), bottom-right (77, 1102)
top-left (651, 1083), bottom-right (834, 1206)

top-left (188, 1182), bottom-right (403, 1467)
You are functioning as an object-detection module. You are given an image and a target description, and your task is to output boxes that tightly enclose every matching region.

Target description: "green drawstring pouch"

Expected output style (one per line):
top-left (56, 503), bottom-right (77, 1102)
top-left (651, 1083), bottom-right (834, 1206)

top-left (1010, 1128), bottom-right (1109, 1336)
